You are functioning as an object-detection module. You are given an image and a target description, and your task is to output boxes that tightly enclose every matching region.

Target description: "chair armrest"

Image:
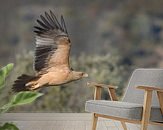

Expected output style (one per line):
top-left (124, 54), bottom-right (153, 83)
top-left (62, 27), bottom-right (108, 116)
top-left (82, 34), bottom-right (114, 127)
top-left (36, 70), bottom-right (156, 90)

top-left (136, 86), bottom-right (163, 92)
top-left (137, 86), bottom-right (163, 121)
top-left (87, 82), bottom-right (118, 101)
top-left (87, 82), bottom-right (117, 89)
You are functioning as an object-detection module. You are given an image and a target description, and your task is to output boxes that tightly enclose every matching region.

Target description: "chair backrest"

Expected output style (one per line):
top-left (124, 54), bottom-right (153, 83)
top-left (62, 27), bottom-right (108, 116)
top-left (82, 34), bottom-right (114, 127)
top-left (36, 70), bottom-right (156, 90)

top-left (123, 69), bottom-right (163, 107)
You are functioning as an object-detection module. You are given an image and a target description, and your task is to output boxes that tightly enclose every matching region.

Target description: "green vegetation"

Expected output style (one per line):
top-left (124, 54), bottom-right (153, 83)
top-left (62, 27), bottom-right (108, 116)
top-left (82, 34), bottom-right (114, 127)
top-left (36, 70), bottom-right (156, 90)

top-left (0, 123), bottom-right (19, 130)
top-left (0, 64), bottom-right (43, 130)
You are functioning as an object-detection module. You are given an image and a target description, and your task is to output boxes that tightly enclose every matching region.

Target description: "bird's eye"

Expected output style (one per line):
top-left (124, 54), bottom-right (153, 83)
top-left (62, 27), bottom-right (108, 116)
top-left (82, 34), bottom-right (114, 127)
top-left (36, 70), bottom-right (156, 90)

top-left (68, 38), bottom-right (71, 43)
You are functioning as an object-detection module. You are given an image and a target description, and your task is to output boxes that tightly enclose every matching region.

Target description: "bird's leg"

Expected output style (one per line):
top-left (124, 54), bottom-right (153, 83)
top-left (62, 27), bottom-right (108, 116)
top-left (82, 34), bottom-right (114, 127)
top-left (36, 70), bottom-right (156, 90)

top-left (29, 84), bottom-right (40, 90)
top-left (26, 81), bottom-right (37, 86)
top-left (26, 81), bottom-right (40, 90)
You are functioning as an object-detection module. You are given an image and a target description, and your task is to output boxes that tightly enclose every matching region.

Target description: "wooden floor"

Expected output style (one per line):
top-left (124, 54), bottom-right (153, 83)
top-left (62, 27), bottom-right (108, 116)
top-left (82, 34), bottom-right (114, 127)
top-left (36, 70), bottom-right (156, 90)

top-left (0, 113), bottom-right (140, 130)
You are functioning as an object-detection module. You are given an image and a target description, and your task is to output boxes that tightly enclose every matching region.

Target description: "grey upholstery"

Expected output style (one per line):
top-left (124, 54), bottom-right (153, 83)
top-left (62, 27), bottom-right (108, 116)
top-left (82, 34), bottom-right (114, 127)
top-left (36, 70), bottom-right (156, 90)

top-left (85, 100), bottom-right (163, 122)
top-left (85, 69), bottom-right (163, 122)
top-left (123, 69), bottom-right (163, 106)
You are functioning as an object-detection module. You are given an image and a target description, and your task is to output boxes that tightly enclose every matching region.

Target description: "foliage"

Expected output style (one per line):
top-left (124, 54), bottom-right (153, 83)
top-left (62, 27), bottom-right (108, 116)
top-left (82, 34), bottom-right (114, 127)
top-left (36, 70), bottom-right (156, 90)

top-left (0, 91), bottom-right (43, 114)
top-left (11, 92), bottom-right (43, 106)
top-left (0, 64), bottom-right (14, 90)
top-left (0, 123), bottom-right (19, 130)
top-left (0, 64), bottom-right (43, 130)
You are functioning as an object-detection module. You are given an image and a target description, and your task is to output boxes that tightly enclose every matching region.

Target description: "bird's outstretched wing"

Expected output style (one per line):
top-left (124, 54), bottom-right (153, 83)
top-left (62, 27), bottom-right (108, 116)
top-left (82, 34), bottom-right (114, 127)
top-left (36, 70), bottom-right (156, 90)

top-left (34, 11), bottom-right (71, 73)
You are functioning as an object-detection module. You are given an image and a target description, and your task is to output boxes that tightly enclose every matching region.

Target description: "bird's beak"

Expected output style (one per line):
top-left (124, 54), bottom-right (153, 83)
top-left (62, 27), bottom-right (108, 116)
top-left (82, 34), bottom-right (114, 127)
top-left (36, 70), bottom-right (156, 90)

top-left (83, 73), bottom-right (88, 78)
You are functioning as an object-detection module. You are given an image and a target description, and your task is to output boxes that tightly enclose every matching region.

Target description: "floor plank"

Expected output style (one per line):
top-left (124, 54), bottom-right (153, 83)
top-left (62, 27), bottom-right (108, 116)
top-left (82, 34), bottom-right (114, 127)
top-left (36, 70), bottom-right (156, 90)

top-left (0, 113), bottom-right (138, 130)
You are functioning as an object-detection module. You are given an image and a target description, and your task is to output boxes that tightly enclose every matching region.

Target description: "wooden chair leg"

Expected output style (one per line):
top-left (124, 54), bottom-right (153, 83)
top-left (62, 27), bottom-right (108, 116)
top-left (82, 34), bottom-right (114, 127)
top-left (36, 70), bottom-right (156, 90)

top-left (157, 91), bottom-right (163, 114)
top-left (141, 90), bottom-right (152, 130)
top-left (92, 113), bottom-right (98, 130)
top-left (121, 121), bottom-right (127, 130)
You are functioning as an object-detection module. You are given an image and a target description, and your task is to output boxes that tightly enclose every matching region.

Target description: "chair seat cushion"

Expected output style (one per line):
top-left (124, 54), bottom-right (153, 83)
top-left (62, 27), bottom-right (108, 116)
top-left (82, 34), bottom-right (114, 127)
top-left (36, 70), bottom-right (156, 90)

top-left (85, 100), bottom-right (163, 122)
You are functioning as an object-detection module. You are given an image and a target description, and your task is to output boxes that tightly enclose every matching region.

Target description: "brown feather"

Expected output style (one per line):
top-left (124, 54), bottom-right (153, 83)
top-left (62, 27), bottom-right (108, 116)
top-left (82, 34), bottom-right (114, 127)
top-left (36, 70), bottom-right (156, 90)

top-left (34, 11), bottom-right (71, 73)
top-left (12, 75), bottom-right (40, 92)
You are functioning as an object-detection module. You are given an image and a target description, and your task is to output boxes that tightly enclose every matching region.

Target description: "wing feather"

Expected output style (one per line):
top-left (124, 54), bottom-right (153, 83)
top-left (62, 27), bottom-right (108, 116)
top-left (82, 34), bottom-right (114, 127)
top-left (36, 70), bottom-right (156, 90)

top-left (50, 10), bottom-right (62, 30)
top-left (36, 19), bottom-right (50, 29)
top-left (40, 15), bottom-right (54, 29)
top-left (45, 12), bottom-right (56, 27)
top-left (61, 15), bottom-right (68, 34)
top-left (34, 11), bottom-right (70, 73)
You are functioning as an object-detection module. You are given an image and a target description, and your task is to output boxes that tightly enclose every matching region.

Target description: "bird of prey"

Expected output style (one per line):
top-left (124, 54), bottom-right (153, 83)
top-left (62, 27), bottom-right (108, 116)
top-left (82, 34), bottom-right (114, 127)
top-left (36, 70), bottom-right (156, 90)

top-left (12, 10), bottom-right (88, 92)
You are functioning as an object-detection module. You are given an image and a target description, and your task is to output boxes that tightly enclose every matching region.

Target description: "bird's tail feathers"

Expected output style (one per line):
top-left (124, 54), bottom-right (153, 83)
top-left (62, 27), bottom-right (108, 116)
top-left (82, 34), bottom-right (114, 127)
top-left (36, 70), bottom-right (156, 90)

top-left (12, 74), bottom-right (39, 92)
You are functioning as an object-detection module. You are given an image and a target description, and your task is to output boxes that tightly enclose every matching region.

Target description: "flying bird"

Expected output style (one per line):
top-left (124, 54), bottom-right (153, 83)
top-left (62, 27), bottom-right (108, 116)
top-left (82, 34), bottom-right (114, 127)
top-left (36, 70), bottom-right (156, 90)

top-left (12, 10), bottom-right (88, 92)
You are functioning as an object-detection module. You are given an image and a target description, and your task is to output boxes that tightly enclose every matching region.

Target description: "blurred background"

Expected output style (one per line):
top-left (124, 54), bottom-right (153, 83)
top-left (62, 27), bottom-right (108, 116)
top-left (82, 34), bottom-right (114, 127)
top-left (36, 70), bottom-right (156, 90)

top-left (0, 0), bottom-right (163, 112)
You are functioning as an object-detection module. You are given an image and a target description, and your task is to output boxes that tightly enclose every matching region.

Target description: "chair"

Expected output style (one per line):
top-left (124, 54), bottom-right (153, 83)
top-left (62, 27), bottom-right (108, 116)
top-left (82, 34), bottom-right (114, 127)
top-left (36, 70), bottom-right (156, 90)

top-left (85, 69), bottom-right (163, 130)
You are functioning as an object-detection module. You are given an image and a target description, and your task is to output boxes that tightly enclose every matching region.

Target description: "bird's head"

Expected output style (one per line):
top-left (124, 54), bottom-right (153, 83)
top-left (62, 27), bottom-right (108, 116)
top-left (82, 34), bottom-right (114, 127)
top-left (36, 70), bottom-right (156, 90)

top-left (72, 71), bottom-right (88, 80)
